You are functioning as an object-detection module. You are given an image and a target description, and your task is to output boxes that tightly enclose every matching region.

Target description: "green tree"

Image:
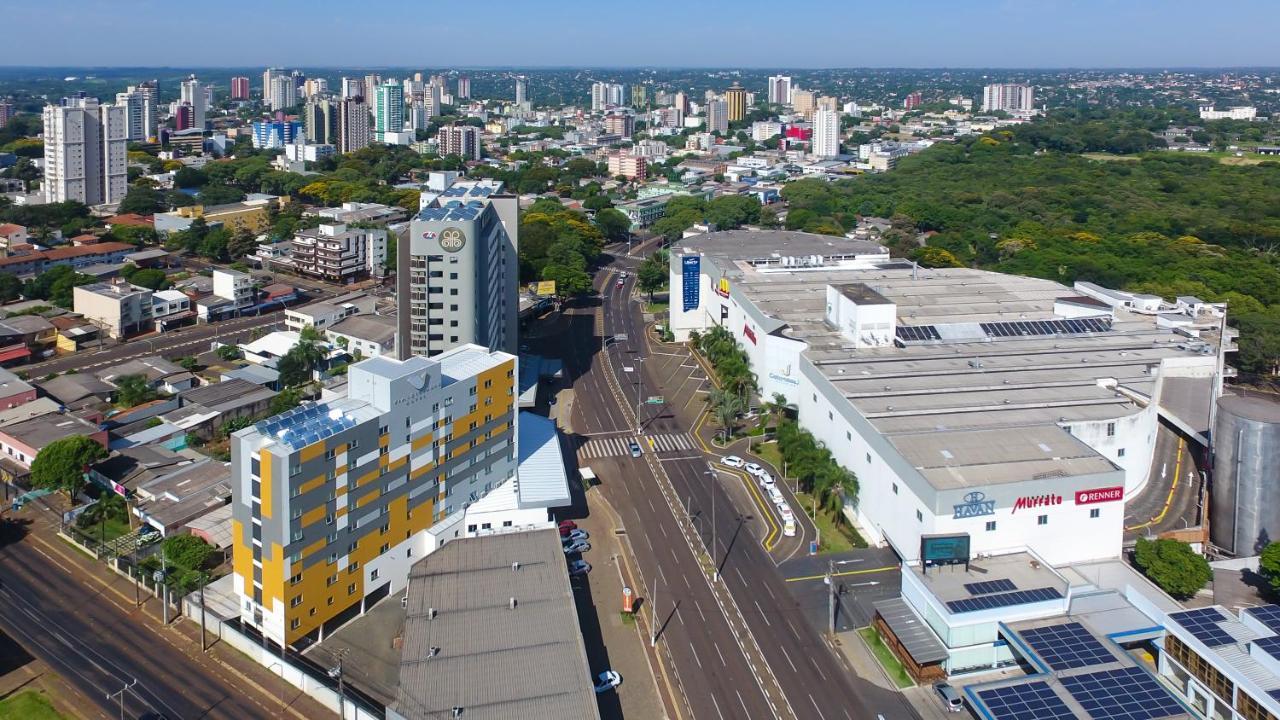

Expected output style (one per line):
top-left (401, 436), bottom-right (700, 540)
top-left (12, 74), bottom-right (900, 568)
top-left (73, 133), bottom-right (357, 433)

top-left (1261, 542), bottom-right (1280, 597)
top-left (117, 186), bottom-right (166, 215)
top-left (114, 374), bottom-right (157, 407)
top-left (30, 435), bottom-right (107, 497)
top-left (0, 273), bottom-right (21, 302)
top-left (636, 255), bottom-right (667, 302)
top-left (269, 386), bottom-right (304, 415)
top-left (709, 388), bottom-right (745, 443)
top-left (594, 208), bottom-right (631, 243)
top-left (128, 268), bottom-right (171, 291)
top-left (1133, 538), bottom-right (1211, 599)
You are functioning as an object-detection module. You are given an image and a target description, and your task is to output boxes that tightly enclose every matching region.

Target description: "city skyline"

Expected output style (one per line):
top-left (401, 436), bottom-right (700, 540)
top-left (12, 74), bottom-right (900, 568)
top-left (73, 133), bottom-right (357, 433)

top-left (6, 0), bottom-right (1280, 68)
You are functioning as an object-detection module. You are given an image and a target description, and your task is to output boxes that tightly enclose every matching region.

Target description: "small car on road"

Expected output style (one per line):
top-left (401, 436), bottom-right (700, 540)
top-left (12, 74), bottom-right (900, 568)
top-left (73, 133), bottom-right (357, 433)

top-left (563, 540), bottom-right (591, 555)
top-left (744, 462), bottom-right (765, 477)
top-left (562, 529), bottom-right (590, 543)
top-left (568, 560), bottom-right (591, 576)
top-left (934, 682), bottom-right (963, 713)
top-left (721, 455), bottom-right (745, 468)
top-left (629, 441), bottom-right (643, 458)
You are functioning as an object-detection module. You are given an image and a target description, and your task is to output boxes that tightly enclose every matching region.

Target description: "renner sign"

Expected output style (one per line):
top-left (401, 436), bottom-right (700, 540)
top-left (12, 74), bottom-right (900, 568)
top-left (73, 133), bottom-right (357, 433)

top-left (1012, 494), bottom-right (1062, 514)
top-left (1075, 486), bottom-right (1124, 506)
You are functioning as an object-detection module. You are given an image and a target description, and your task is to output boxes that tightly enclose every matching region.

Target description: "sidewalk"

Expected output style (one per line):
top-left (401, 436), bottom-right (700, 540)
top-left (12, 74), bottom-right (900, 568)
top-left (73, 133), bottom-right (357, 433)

top-left (0, 655), bottom-right (101, 720)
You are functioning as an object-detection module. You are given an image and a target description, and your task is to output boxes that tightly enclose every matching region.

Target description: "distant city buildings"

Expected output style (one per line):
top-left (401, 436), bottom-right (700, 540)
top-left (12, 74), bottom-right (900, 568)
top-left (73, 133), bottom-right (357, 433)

top-left (230, 76), bottom-right (250, 101)
top-left (1199, 105), bottom-right (1257, 121)
top-left (607, 152), bottom-right (647, 181)
top-left (707, 99), bottom-right (729, 134)
top-left (791, 88), bottom-right (815, 118)
top-left (0, 99), bottom-right (14, 129)
top-left (751, 120), bottom-right (782, 142)
top-left (304, 97), bottom-right (337, 145)
top-left (341, 77), bottom-right (364, 99)
top-left (591, 81), bottom-right (624, 111)
top-left (514, 76), bottom-right (528, 105)
top-left (811, 109), bottom-right (841, 157)
top-left (115, 83), bottom-right (157, 142)
top-left (456, 75), bottom-right (470, 100)
top-left (725, 82), bottom-right (747, 122)
top-left (374, 80), bottom-right (404, 143)
top-left (604, 112), bottom-right (634, 139)
top-left (264, 68), bottom-right (298, 111)
top-left (337, 97), bottom-right (371, 154)
top-left (982, 83), bottom-right (1035, 113)
top-left (903, 91), bottom-right (923, 110)
top-left (291, 223), bottom-right (387, 281)
top-left (437, 124), bottom-right (481, 160)
top-left (179, 75), bottom-right (207, 130)
top-left (42, 97), bottom-right (127, 206)
top-left (251, 120), bottom-right (303, 149)
top-left (767, 75), bottom-right (792, 105)
top-left (631, 84), bottom-right (648, 108)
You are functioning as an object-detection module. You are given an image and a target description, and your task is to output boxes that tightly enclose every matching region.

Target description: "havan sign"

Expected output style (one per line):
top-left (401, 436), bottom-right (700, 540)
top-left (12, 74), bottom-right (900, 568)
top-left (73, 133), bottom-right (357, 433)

top-left (953, 491), bottom-right (995, 519)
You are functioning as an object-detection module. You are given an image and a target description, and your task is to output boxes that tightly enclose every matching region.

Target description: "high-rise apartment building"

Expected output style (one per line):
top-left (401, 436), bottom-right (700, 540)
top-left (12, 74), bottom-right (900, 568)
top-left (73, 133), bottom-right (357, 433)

top-left (265, 69), bottom-right (299, 111)
top-left (982, 83), bottom-right (1034, 113)
top-left (791, 88), bottom-right (815, 118)
top-left (817, 95), bottom-right (838, 113)
top-left (607, 152), bottom-right (647, 181)
top-left (230, 345), bottom-right (518, 647)
top-left (725, 82), bottom-right (747, 123)
top-left (174, 104), bottom-right (194, 132)
top-left (231, 76), bottom-right (250, 101)
top-left (631, 84), bottom-right (648, 108)
top-left (373, 81), bottom-right (404, 143)
top-left (811, 109), bottom-right (841, 158)
top-left (514, 76), bottom-right (527, 105)
top-left (179, 75), bottom-right (207, 130)
top-left (42, 98), bottom-right (127, 206)
top-left (291, 223), bottom-right (387, 281)
top-left (767, 75), bottom-right (792, 105)
top-left (426, 82), bottom-right (443, 118)
top-left (115, 84), bottom-right (157, 142)
top-left (338, 98), bottom-right (371, 154)
top-left (456, 75), bottom-right (471, 100)
top-left (604, 112), bottom-right (635, 139)
top-left (0, 99), bottom-right (14, 129)
top-left (706, 99), bottom-right (728, 134)
top-left (341, 77), bottom-right (364, 99)
top-left (252, 120), bottom-right (303, 149)
top-left (437, 124), bottom-right (481, 160)
top-left (303, 78), bottom-right (329, 98)
top-left (673, 91), bottom-right (689, 114)
top-left (903, 91), bottom-right (923, 110)
top-left (399, 180), bottom-right (518, 358)
top-left (304, 97), bottom-right (337, 145)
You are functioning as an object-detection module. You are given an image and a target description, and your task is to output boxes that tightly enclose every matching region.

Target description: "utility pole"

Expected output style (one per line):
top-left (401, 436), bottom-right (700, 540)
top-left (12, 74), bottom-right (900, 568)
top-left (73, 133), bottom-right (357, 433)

top-left (199, 574), bottom-right (209, 652)
top-left (827, 558), bottom-right (835, 639)
top-left (634, 356), bottom-right (644, 435)
top-left (329, 648), bottom-right (349, 720)
top-left (106, 679), bottom-right (136, 720)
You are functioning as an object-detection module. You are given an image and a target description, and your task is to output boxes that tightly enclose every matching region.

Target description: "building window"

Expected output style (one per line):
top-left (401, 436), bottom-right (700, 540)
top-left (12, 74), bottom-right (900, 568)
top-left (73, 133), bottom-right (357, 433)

top-left (327, 597), bottom-right (335, 606)
top-left (1117, 448), bottom-right (1125, 458)
top-left (1106, 422), bottom-right (1116, 437)
top-left (289, 573), bottom-right (302, 585)
top-left (916, 510), bottom-right (923, 522)
top-left (1090, 508), bottom-right (1100, 519)
top-left (348, 562), bottom-right (359, 573)
top-left (892, 483), bottom-right (898, 495)
top-left (1037, 515), bottom-right (1048, 526)
top-left (371, 568), bottom-right (380, 581)
top-left (985, 521), bottom-right (996, 532)
top-left (865, 453), bottom-right (871, 464)
top-left (290, 595), bottom-right (303, 607)
top-left (291, 618), bottom-right (301, 630)
top-left (348, 583), bottom-right (357, 595)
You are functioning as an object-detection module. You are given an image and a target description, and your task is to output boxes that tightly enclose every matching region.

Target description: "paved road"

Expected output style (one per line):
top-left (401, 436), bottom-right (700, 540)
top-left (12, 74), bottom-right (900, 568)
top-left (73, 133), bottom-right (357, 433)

top-left (550, 255), bottom-right (918, 719)
top-left (21, 311), bottom-right (290, 377)
top-left (0, 505), bottom-right (330, 719)
top-left (1124, 421), bottom-right (1203, 539)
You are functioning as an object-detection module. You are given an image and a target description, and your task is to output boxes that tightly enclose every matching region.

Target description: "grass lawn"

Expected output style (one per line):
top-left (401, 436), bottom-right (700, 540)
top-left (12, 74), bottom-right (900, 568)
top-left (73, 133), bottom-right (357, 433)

top-left (644, 301), bottom-right (669, 314)
top-left (857, 627), bottom-right (915, 689)
top-left (73, 515), bottom-right (132, 544)
top-left (0, 690), bottom-right (69, 720)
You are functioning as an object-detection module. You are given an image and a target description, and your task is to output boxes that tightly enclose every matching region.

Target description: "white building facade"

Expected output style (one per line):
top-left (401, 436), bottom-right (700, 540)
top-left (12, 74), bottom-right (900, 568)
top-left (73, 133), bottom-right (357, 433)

top-left (42, 98), bottom-right (128, 206)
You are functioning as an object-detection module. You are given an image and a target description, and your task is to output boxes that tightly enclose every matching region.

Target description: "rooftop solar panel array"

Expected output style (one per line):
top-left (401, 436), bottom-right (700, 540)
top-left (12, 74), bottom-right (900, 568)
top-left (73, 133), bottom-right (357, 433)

top-left (976, 681), bottom-right (1077, 720)
top-left (1059, 666), bottom-right (1186, 720)
top-left (980, 317), bottom-right (1111, 338)
top-left (1169, 607), bottom-right (1234, 647)
top-left (1245, 604), bottom-right (1280, 635)
top-left (1254, 635), bottom-right (1280, 660)
top-left (894, 325), bottom-right (942, 342)
top-left (945, 587), bottom-right (1062, 614)
top-left (1019, 622), bottom-right (1114, 671)
top-left (254, 402), bottom-right (359, 450)
top-left (964, 579), bottom-right (1018, 595)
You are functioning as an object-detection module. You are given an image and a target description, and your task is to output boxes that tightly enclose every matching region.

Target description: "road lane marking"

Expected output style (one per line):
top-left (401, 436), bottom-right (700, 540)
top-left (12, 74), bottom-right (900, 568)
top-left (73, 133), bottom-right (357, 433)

top-left (710, 693), bottom-right (725, 720)
top-left (784, 565), bottom-right (899, 583)
top-left (714, 643), bottom-right (726, 667)
top-left (754, 599), bottom-right (771, 626)
top-left (809, 694), bottom-right (828, 720)
top-left (690, 643), bottom-right (702, 668)
top-left (736, 690), bottom-right (750, 718)
top-left (780, 646), bottom-right (798, 673)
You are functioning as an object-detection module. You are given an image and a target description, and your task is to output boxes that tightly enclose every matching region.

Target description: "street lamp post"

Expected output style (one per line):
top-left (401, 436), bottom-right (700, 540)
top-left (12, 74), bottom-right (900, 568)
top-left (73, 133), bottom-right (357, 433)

top-left (705, 467), bottom-right (718, 582)
top-left (106, 679), bottom-right (136, 720)
top-left (328, 649), bottom-right (349, 720)
top-left (650, 574), bottom-right (659, 648)
top-left (634, 356), bottom-right (644, 435)
top-left (827, 559), bottom-right (862, 639)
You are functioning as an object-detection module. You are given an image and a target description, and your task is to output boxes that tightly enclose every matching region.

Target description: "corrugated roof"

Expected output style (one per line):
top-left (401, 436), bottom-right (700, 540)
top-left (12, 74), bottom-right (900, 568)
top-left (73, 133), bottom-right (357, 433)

top-left (515, 412), bottom-right (569, 509)
top-left (393, 529), bottom-right (598, 720)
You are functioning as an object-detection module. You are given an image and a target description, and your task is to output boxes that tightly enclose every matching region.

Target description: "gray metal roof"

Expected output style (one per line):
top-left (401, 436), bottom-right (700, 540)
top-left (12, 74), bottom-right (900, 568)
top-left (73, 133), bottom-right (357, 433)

top-left (874, 597), bottom-right (948, 664)
top-left (393, 529), bottom-right (599, 720)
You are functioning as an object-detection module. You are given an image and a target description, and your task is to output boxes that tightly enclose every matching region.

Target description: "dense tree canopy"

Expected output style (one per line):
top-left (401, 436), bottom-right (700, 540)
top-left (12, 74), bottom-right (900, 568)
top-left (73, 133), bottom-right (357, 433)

top-left (1134, 538), bottom-right (1212, 599)
top-left (30, 435), bottom-right (107, 497)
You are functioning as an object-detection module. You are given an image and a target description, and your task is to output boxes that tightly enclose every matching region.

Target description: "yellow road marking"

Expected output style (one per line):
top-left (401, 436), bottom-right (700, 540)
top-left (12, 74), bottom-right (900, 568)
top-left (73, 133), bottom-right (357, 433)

top-left (694, 409), bottom-right (780, 550)
top-left (784, 565), bottom-right (900, 583)
top-left (1126, 436), bottom-right (1185, 531)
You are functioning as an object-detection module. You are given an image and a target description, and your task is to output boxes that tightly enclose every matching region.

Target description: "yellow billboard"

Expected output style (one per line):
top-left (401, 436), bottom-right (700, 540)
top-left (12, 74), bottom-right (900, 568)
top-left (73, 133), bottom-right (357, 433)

top-left (535, 280), bottom-right (557, 296)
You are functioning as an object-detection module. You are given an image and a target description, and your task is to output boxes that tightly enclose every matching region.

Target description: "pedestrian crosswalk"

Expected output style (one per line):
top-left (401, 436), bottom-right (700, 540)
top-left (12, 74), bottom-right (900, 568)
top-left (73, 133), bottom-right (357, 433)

top-left (577, 432), bottom-right (697, 459)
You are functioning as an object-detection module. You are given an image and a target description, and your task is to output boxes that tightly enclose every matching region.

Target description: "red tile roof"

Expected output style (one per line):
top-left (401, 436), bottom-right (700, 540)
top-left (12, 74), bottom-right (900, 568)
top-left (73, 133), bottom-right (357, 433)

top-left (105, 214), bottom-right (154, 227)
top-left (43, 242), bottom-right (135, 261)
top-left (0, 224), bottom-right (25, 237)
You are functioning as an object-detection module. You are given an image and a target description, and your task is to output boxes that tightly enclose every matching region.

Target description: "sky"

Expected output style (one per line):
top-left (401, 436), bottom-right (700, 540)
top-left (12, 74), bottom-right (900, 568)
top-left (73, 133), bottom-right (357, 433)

top-left (7, 0), bottom-right (1280, 68)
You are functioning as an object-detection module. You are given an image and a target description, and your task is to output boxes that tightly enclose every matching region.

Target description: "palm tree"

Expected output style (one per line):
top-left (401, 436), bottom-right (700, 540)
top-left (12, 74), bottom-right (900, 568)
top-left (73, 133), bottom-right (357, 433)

top-left (709, 388), bottom-right (744, 444)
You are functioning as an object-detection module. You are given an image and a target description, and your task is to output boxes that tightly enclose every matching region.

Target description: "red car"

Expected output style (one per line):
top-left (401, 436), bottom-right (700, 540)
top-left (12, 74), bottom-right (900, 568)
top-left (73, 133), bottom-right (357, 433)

top-left (558, 520), bottom-right (578, 537)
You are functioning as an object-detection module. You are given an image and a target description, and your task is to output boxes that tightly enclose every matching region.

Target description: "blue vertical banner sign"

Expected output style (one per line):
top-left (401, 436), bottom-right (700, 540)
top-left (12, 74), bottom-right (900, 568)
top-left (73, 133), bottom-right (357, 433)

top-left (681, 255), bottom-right (700, 311)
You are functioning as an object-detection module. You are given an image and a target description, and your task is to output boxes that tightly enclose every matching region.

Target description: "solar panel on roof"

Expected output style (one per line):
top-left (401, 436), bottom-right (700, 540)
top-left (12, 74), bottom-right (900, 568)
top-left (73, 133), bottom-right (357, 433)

top-left (1019, 622), bottom-right (1114, 670)
top-left (1270, 689), bottom-right (1280, 702)
top-left (945, 587), bottom-right (1062, 614)
top-left (1246, 604), bottom-right (1280, 635)
top-left (976, 681), bottom-right (1076, 720)
top-left (1255, 635), bottom-right (1280, 659)
top-left (1169, 607), bottom-right (1234, 647)
top-left (964, 579), bottom-right (1017, 595)
top-left (1060, 666), bottom-right (1185, 720)
top-left (894, 325), bottom-right (941, 343)
top-left (980, 317), bottom-right (1112, 339)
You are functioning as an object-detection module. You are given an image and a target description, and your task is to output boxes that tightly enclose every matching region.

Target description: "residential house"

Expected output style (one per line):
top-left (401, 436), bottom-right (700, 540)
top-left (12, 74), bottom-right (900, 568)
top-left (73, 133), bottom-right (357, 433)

top-left (0, 367), bottom-right (36, 409)
top-left (0, 412), bottom-right (108, 470)
top-left (95, 356), bottom-right (197, 396)
top-left (178, 378), bottom-right (276, 426)
top-left (326, 314), bottom-right (396, 358)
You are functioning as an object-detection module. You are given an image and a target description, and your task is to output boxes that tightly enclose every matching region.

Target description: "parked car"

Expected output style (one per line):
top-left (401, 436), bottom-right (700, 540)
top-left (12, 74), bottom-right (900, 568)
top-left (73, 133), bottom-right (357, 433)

top-left (558, 520), bottom-right (578, 532)
top-left (562, 529), bottom-right (590, 543)
top-left (563, 540), bottom-right (591, 555)
top-left (721, 455), bottom-right (745, 468)
top-left (778, 504), bottom-right (794, 520)
top-left (594, 670), bottom-right (622, 694)
top-left (744, 462), bottom-right (765, 477)
top-left (934, 682), bottom-right (963, 713)
top-left (568, 560), bottom-right (592, 576)
top-left (758, 472), bottom-right (775, 488)
top-left (616, 279), bottom-right (625, 288)
top-left (629, 441), bottom-right (643, 458)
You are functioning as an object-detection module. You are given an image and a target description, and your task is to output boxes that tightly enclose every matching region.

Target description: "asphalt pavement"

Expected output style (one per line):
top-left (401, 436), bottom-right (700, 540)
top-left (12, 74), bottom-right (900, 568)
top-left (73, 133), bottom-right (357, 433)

top-left (547, 254), bottom-right (920, 720)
